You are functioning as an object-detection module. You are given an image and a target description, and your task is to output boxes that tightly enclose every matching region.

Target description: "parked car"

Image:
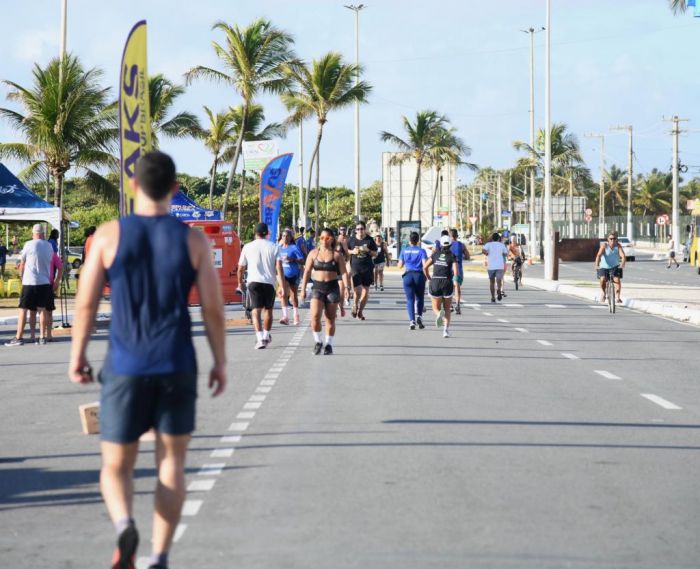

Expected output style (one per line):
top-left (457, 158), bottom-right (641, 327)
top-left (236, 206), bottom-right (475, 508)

top-left (599, 237), bottom-right (636, 261)
top-left (66, 247), bottom-right (84, 269)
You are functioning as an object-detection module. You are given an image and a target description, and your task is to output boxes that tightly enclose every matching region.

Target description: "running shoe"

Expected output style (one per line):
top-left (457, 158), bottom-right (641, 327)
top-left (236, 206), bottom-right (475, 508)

top-left (313, 342), bottom-right (323, 355)
top-left (491, 297), bottom-right (496, 303)
top-left (293, 314), bottom-right (300, 325)
top-left (502, 292), bottom-right (507, 298)
top-left (4, 337), bottom-right (24, 347)
top-left (111, 522), bottom-right (138, 569)
top-left (39, 337), bottom-right (47, 345)
top-left (416, 316), bottom-right (425, 329)
top-left (497, 291), bottom-right (502, 301)
top-left (358, 311), bottom-right (366, 321)
top-left (435, 309), bottom-right (444, 328)
top-left (409, 321), bottom-right (416, 330)
top-left (380, 285), bottom-right (384, 291)
top-left (323, 344), bottom-right (333, 355)
top-left (279, 317), bottom-right (289, 325)
top-left (455, 304), bottom-right (462, 315)
top-left (351, 307), bottom-right (358, 318)
top-left (264, 334), bottom-right (272, 346)
top-left (443, 328), bottom-right (451, 338)
top-left (255, 340), bottom-right (266, 349)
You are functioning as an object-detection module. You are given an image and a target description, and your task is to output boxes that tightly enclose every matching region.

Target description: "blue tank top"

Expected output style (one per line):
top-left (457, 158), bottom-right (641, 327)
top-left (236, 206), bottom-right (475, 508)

top-left (600, 244), bottom-right (620, 269)
top-left (106, 215), bottom-right (197, 375)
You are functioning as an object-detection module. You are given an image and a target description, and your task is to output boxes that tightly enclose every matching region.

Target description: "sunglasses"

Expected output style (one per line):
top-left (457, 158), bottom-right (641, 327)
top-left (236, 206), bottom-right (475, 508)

top-left (355, 227), bottom-right (365, 231)
top-left (608, 237), bottom-right (617, 241)
top-left (339, 227), bottom-right (347, 231)
top-left (319, 235), bottom-right (333, 241)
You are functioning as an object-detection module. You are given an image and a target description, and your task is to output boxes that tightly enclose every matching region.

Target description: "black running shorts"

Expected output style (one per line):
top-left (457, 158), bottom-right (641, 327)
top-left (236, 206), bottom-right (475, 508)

top-left (248, 282), bottom-right (276, 309)
top-left (352, 270), bottom-right (373, 288)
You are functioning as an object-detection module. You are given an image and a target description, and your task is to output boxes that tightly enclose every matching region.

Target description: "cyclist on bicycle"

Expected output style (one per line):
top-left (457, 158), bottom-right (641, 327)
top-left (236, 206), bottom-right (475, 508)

top-left (595, 231), bottom-right (626, 303)
top-left (508, 236), bottom-right (524, 284)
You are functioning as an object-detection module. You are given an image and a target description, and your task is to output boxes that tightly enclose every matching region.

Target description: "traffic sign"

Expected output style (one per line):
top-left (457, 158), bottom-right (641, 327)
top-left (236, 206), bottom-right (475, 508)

top-left (657, 215), bottom-right (666, 225)
top-left (514, 201), bottom-right (528, 212)
top-left (584, 214), bottom-right (593, 223)
top-left (501, 210), bottom-right (512, 218)
top-left (585, 208), bottom-right (593, 216)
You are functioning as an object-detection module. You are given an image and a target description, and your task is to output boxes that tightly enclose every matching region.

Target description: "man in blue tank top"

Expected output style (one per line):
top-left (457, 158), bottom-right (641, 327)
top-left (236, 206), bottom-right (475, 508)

top-left (69, 151), bottom-right (227, 569)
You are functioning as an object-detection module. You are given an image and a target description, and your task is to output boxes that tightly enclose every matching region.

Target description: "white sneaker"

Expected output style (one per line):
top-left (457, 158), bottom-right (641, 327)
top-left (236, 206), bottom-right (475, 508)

top-left (443, 329), bottom-right (451, 338)
top-left (255, 340), bottom-right (266, 349)
top-left (435, 309), bottom-right (445, 328)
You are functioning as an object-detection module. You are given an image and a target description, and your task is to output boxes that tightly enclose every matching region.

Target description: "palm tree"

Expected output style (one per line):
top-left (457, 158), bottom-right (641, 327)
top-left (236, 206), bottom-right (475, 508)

top-left (282, 52), bottom-right (371, 231)
top-left (0, 54), bottom-right (117, 208)
top-left (199, 106), bottom-right (236, 209)
top-left (634, 169), bottom-right (672, 216)
top-left (149, 74), bottom-right (201, 148)
top-left (221, 104), bottom-right (286, 231)
top-left (604, 164), bottom-right (628, 216)
top-left (669, 0), bottom-right (688, 13)
top-left (185, 18), bottom-right (295, 231)
top-left (380, 110), bottom-right (448, 221)
top-left (424, 127), bottom-right (473, 220)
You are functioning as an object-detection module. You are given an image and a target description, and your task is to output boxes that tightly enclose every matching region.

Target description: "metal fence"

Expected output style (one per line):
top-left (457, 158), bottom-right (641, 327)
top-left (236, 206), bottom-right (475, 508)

top-left (552, 215), bottom-right (694, 241)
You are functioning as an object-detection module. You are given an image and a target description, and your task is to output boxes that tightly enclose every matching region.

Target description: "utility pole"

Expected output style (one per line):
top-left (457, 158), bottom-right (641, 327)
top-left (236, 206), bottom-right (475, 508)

top-left (521, 25), bottom-right (544, 261)
top-left (568, 171), bottom-right (574, 238)
top-left (585, 133), bottom-right (606, 237)
top-left (543, 0), bottom-right (554, 280)
top-left (298, 121), bottom-right (304, 227)
top-left (612, 125), bottom-right (634, 239)
top-left (345, 4), bottom-right (365, 219)
top-left (497, 174), bottom-right (503, 229)
top-left (663, 115), bottom-right (689, 251)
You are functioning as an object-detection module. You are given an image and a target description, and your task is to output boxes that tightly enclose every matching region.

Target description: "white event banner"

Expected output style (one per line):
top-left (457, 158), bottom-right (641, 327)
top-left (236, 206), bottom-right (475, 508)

top-left (242, 140), bottom-right (278, 172)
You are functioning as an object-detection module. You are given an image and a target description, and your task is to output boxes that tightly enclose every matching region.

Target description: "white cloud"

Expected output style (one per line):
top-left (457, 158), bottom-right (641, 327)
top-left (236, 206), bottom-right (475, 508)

top-left (13, 28), bottom-right (58, 63)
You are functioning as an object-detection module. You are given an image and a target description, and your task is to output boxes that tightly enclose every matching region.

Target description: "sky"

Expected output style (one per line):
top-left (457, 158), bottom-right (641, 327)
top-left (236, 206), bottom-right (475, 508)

top-left (1, 0), bottom-right (700, 191)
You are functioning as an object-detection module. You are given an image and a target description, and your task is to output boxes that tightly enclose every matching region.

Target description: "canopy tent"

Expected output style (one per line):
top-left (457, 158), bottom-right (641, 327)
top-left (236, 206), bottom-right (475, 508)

top-left (0, 162), bottom-right (61, 229)
top-left (170, 190), bottom-right (221, 222)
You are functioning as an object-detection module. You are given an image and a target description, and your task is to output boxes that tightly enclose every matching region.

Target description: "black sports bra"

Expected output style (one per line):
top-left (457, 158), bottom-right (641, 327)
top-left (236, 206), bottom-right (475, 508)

top-left (312, 251), bottom-right (340, 273)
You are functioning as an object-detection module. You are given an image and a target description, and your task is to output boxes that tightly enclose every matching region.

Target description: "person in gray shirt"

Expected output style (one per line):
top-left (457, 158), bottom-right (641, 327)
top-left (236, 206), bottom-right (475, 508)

top-left (5, 224), bottom-right (54, 346)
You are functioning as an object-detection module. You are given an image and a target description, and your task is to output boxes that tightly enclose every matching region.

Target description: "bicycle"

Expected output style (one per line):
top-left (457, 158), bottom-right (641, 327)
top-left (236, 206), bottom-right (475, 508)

top-left (512, 258), bottom-right (523, 291)
top-left (598, 267), bottom-right (620, 314)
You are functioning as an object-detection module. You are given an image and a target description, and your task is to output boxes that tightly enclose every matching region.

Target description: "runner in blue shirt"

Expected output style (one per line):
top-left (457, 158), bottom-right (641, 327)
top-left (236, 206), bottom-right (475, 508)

top-left (449, 229), bottom-right (466, 314)
top-left (397, 231), bottom-right (428, 330)
top-left (278, 229), bottom-right (304, 325)
top-left (305, 229), bottom-right (316, 253)
top-left (295, 227), bottom-right (308, 258)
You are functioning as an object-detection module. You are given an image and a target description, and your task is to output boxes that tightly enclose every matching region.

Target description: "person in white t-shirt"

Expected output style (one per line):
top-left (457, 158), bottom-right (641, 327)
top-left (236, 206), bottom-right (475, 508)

top-left (237, 223), bottom-right (284, 349)
top-left (482, 232), bottom-right (509, 303)
top-left (667, 234), bottom-right (680, 269)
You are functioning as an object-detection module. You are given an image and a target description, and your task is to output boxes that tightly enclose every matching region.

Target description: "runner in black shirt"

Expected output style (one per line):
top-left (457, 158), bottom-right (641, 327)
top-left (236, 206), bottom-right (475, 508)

top-left (347, 220), bottom-right (378, 320)
top-left (373, 234), bottom-right (389, 292)
top-left (423, 234), bottom-right (459, 338)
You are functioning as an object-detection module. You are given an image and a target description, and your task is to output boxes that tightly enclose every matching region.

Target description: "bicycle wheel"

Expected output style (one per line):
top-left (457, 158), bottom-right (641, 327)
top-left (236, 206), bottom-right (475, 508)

top-left (607, 280), bottom-right (615, 314)
top-left (514, 267), bottom-right (520, 290)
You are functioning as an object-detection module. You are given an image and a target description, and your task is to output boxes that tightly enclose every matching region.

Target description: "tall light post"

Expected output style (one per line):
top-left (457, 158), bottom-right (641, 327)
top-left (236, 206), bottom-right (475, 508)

top-left (345, 4), bottom-right (365, 220)
top-left (664, 115), bottom-right (688, 250)
top-left (298, 121), bottom-right (304, 227)
top-left (543, 0), bottom-right (554, 280)
top-left (521, 26), bottom-right (544, 261)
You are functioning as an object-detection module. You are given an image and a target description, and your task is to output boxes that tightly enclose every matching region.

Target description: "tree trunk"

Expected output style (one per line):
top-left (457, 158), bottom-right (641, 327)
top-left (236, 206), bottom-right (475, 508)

top-left (222, 107), bottom-right (247, 228)
top-left (304, 121), bottom-right (323, 226)
top-left (314, 145), bottom-right (320, 233)
top-left (53, 172), bottom-right (62, 207)
top-left (208, 154), bottom-right (218, 210)
top-left (431, 166), bottom-right (441, 222)
top-left (407, 160), bottom-right (422, 221)
top-left (238, 170), bottom-right (247, 234)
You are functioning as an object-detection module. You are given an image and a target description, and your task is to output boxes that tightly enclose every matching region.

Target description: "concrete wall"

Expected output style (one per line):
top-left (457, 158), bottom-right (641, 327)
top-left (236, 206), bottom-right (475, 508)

top-left (557, 238), bottom-right (600, 262)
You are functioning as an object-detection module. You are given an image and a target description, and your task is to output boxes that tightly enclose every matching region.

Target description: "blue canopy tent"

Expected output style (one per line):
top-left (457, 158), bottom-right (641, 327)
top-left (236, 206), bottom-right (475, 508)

top-left (0, 163), bottom-right (61, 230)
top-left (170, 191), bottom-right (221, 222)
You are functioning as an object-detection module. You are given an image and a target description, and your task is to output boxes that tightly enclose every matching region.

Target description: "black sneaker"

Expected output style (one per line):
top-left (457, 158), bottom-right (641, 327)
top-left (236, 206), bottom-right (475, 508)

top-left (497, 291), bottom-right (502, 301)
top-left (313, 342), bottom-right (323, 355)
top-left (491, 297), bottom-right (496, 303)
top-left (323, 344), bottom-right (333, 355)
top-left (380, 285), bottom-right (384, 291)
top-left (409, 321), bottom-right (416, 330)
top-left (39, 337), bottom-right (47, 345)
top-left (111, 522), bottom-right (138, 569)
top-left (416, 316), bottom-right (425, 329)
top-left (4, 337), bottom-right (24, 347)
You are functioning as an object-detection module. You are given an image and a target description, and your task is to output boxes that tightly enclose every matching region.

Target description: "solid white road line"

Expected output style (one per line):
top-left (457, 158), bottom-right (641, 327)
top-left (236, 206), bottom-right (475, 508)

top-left (537, 340), bottom-right (552, 346)
top-left (188, 479), bottom-right (216, 492)
top-left (504, 303), bottom-right (524, 307)
top-left (594, 370), bottom-right (621, 380)
top-left (210, 448), bottom-right (235, 458)
top-left (515, 327), bottom-right (529, 333)
top-left (497, 318), bottom-right (509, 323)
top-left (561, 353), bottom-right (580, 360)
top-left (228, 422), bottom-right (250, 431)
top-left (641, 393), bottom-right (682, 410)
top-left (220, 435), bottom-right (242, 443)
top-left (546, 304), bottom-right (567, 308)
top-left (181, 500), bottom-right (203, 516)
top-left (589, 305), bottom-right (608, 309)
top-left (198, 463), bottom-right (225, 476)
top-left (243, 401), bottom-right (262, 410)
top-left (237, 411), bottom-right (256, 420)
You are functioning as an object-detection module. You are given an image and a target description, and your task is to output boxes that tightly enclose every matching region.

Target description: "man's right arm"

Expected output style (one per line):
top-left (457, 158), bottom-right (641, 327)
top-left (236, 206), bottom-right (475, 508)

top-left (594, 245), bottom-right (604, 268)
top-left (191, 230), bottom-right (227, 397)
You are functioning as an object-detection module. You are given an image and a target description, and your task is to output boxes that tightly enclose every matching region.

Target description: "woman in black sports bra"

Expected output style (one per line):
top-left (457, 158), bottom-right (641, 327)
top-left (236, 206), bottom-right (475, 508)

top-left (300, 228), bottom-right (350, 355)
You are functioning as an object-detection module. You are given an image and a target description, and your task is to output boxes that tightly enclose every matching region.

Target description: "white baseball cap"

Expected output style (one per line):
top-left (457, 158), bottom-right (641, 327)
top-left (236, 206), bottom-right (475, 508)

top-left (440, 235), bottom-right (451, 246)
top-left (32, 223), bottom-right (44, 234)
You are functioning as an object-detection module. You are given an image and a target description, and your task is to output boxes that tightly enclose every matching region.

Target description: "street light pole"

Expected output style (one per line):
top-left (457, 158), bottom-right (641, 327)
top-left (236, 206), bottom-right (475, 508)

top-left (298, 121), bottom-right (304, 227)
top-left (345, 4), bottom-right (365, 220)
top-left (543, 0), bottom-right (554, 280)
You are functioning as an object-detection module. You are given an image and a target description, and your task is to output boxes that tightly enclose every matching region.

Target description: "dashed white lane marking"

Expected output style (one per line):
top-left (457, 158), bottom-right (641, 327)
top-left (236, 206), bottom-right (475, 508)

top-left (261, 379), bottom-right (277, 386)
top-left (515, 327), bottom-right (529, 333)
top-left (228, 422), bottom-right (250, 431)
top-left (256, 386), bottom-right (272, 393)
top-left (561, 353), bottom-right (580, 360)
top-left (463, 303), bottom-right (481, 308)
top-left (173, 523), bottom-right (187, 543)
top-left (244, 401), bottom-right (263, 410)
top-left (198, 463), bottom-right (225, 476)
top-left (537, 340), bottom-right (552, 346)
top-left (210, 448), bottom-right (235, 458)
top-left (497, 318), bottom-right (509, 323)
top-left (483, 312), bottom-right (493, 316)
top-left (181, 499), bottom-right (203, 516)
top-left (264, 373), bottom-right (280, 379)
top-left (188, 479), bottom-right (216, 492)
top-left (249, 394), bottom-right (267, 402)
top-left (641, 393), bottom-right (682, 410)
top-left (546, 304), bottom-right (567, 308)
top-left (220, 435), bottom-right (241, 443)
top-left (588, 305), bottom-right (608, 309)
top-left (237, 411), bottom-right (256, 419)
top-left (594, 370), bottom-right (621, 380)
top-left (504, 303), bottom-right (524, 307)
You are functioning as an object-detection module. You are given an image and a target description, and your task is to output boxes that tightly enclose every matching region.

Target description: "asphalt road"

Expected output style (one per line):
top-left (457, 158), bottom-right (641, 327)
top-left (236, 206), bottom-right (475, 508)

top-left (526, 252), bottom-right (700, 287)
top-left (1, 274), bottom-right (699, 569)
